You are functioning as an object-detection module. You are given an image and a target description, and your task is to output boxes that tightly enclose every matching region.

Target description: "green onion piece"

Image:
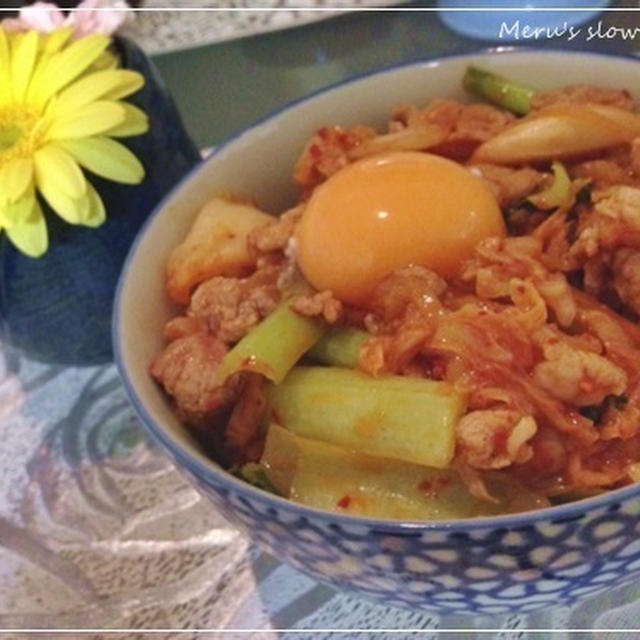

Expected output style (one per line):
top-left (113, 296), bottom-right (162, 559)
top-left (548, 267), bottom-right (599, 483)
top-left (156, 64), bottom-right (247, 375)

top-left (266, 366), bottom-right (464, 469)
top-left (216, 303), bottom-right (325, 385)
top-left (237, 462), bottom-right (277, 493)
top-left (260, 424), bottom-right (548, 520)
top-left (527, 160), bottom-right (571, 210)
top-left (463, 66), bottom-right (534, 116)
top-left (306, 327), bottom-right (369, 368)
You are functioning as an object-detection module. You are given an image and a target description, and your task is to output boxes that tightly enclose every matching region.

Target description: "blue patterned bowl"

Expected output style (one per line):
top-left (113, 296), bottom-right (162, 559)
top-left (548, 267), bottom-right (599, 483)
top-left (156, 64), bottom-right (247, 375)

top-left (114, 50), bottom-right (640, 614)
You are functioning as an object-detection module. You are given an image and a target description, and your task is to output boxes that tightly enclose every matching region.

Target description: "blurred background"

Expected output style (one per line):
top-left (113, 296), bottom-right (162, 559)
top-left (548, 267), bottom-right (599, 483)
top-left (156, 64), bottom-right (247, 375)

top-left (8, 0), bottom-right (640, 149)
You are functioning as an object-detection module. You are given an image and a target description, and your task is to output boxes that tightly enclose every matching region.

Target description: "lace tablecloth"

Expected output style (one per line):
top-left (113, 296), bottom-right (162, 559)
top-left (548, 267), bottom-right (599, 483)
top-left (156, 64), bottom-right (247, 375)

top-left (1, 342), bottom-right (640, 637)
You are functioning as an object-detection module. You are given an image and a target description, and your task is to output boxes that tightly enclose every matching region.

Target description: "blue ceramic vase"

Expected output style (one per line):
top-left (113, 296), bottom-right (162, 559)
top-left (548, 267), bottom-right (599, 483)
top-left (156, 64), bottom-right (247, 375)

top-left (0, 37), bottom-right (201, 365)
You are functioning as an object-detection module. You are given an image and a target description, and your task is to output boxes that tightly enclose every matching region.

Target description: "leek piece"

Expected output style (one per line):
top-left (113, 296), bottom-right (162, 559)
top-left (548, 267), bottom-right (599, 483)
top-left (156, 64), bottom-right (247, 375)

top-left (260, 423), bottom-right (299, 496)
top-left (237, 462), bottom-right (277, 493)
top-left (527, 160), bottom-right (571, 210)
top-left (260, 424), bottom-right (547, 520)
top-left (266, 366), bottom-right (463, 469)
top-left (306, 327), bottom-right (369, 368)
top-left (216, 303), bottom-right (324, 385)
top-left (463, 66), bottom-right (534, 116)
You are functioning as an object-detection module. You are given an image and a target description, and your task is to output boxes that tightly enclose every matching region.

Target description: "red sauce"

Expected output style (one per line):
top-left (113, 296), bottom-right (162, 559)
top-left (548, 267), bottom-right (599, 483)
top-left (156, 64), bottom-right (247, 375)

top-left (492, 428), bottom-right (510, 452)
top-left (428, 357), bottom-right (447, 380)
top-left (578, 377), bottom-right (595, 395)
top-left (318, 127), bottom-right (331, 141)
top-left (418, 477), bottom-right (451, 495)
top-left (336, 495), bottom-right (352, 509)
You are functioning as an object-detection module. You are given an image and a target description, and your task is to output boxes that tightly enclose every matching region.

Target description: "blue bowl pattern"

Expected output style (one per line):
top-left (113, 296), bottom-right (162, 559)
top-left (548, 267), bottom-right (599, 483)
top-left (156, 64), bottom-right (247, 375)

top-left (175, 464), bottom-right (640, 614)
top-left (114, 50), bottom-right (640, 615)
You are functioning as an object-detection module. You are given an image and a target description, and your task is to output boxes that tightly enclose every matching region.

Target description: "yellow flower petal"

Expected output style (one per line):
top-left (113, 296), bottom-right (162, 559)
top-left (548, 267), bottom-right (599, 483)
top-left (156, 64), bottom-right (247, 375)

top-left (102, 103), bottom-right (149, 138)
top-left (34, 145), bottom-right (86, 199)
top-left (58, 137), bottom-right (145, 185)
top-left (42, 28), bottom-right (74, 56)
top-left (11, 30), bottom-right (38, 102)
top-left (49, 70), bottom-right (144, 117)
top-left (0, 189), bottom-right (36, 225)
top-left (25, 28), bottom-right (73, 108)
top-left (101, 72), bottom-right (145, 101)
top-left (37, 176), bottom-right (90, 225)
top-left (4, 199), bottom-right (48, 258)
top-left (46, 101), bottom-right (125, 140)
top-left (83, 182), bottom-right (106, 228)
top-left (92, 50), bottom-right (118, 72)
top-left (35, 34), bottom-right (110, 106)
top-left (39, 182), bottom-right (103, 229)
top-left (0, 157), bottom-right (33, 203)
top-left (0, 28), bottom-right (10, 105)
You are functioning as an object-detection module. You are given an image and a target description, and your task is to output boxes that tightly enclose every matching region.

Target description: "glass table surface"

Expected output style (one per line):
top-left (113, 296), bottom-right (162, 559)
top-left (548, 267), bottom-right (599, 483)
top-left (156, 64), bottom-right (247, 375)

top-left (4, 4), bottom-right (640, 638)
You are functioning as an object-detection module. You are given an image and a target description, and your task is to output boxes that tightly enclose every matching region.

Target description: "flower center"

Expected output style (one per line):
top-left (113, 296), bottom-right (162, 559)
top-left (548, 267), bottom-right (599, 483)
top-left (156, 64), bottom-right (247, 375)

top-left (0, 106), bottom-right (41, 166)
top-left (0, 124), bottom-right (21, 151)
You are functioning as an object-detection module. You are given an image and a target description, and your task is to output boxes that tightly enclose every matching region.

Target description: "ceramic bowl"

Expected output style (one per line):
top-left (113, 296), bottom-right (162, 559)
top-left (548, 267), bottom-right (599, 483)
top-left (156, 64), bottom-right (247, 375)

top-left (113, 50), bottom-right (640, 615)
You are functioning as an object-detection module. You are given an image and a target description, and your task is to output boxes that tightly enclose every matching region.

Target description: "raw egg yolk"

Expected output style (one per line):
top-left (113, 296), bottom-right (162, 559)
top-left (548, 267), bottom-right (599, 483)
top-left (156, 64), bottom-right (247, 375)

top-left (295, 151), bottom-right (505, 305)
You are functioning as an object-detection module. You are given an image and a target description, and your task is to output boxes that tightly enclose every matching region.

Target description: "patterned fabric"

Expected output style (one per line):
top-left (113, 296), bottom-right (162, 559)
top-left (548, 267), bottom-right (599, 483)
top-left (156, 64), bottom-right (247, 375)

top-left (1, 342), bottom-right (640, 636)
top-left (121, 0), bottom-right (393, 54)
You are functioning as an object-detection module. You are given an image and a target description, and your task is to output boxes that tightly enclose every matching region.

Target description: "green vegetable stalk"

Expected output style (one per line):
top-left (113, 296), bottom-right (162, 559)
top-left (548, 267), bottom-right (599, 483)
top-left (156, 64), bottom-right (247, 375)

top-left (237, 462), bottom-right (277, 493)
top-left (216, 303), bottom-right (325, 385)
top-left (306, 327), bottom-right (369, 368)
top-left (527, 160), bottom-right (571, 210)
top-left (260, 424), bottom-right (548, 520)
top-left (463, 66), bottom-right (534, 116)
top-left (266, 366), bottom-right (464, 469)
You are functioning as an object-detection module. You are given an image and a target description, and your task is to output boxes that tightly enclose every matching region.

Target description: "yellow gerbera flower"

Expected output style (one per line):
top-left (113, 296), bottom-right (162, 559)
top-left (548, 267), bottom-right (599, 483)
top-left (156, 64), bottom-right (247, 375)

top-left (0, 26), bottom-right (148, 257)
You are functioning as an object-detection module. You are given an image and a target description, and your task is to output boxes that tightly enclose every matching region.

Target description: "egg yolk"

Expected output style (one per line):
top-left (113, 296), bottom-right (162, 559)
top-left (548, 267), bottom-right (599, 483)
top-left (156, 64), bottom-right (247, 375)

top-left (295, 151), bottom-right (505, 305)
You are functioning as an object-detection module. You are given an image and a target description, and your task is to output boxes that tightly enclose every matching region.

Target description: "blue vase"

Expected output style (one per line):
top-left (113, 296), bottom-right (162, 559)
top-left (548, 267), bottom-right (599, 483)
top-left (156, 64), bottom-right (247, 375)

top-left (0, 37), bottom-right (201, 365)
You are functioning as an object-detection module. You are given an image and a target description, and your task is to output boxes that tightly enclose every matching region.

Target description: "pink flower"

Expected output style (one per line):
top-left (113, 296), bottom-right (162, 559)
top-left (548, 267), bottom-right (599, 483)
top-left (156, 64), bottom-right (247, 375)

top-left (71, 0), bottom-right (132, 38)
top-left (2, 0), bottom-right (132, 37)
top-left (3, 2), bottom-right (65, 32)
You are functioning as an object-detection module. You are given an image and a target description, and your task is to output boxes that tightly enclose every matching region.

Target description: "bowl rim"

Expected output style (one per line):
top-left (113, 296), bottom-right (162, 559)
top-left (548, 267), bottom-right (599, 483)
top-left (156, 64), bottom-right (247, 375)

top-left (113, 47), bottom-right (640, 532)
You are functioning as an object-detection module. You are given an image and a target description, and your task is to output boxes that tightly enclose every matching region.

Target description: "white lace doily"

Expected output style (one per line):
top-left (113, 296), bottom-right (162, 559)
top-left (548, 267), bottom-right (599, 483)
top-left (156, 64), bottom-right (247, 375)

top-left (121, 1), bottom-right (391, 55)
